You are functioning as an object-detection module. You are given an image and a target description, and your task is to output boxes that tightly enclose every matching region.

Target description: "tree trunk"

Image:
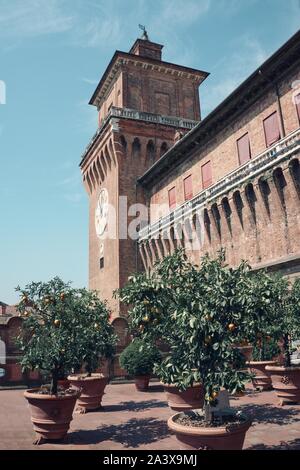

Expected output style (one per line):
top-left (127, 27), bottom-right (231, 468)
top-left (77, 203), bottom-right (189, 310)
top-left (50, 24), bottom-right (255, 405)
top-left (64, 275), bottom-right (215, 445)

top-left (203, 403), bottom-right (212, 424)
top-left (283, 334), bottom-right (291, 368)
top-left (50, 369), bottom-right (58, 395)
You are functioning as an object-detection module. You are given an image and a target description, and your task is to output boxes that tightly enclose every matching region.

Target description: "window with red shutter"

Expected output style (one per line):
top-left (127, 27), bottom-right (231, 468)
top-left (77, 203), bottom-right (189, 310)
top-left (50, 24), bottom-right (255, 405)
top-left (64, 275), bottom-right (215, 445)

top-left (263, 112), bottom-right (281, 147)
top-left (168, 187), bottom-right (176, 210)
top-left (296, 93), bottom-right (300, 123)
top-left (183, 175), bottom-right (193, 201)
top-left (201, 161), bottom-right (212, 189)
top-left (237, 133), bottom-right (251, 165)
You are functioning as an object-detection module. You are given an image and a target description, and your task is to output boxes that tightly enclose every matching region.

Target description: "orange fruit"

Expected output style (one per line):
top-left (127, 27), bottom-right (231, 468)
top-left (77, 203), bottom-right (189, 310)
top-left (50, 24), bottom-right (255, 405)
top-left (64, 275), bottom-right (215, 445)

top-left (204, 336), bottom-right (212, 345)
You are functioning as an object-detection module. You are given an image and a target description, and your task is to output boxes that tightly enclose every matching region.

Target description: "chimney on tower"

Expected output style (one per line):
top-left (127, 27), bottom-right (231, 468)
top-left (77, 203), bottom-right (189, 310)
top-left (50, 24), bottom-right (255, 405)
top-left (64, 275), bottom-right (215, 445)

top-left (129, 25), bottom-right (163, 61)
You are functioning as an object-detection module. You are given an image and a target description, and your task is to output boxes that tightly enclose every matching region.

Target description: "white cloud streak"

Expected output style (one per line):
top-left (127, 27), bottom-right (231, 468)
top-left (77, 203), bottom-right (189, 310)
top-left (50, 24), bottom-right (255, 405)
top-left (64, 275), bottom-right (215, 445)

top-left (201, 35), bottom-right (267, 116)
top-left (0, 0), bottom-right (74, 38)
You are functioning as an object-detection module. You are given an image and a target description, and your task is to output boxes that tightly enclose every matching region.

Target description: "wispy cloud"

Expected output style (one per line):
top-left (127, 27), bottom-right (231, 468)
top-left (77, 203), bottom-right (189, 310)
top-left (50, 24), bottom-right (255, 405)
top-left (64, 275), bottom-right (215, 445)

top-left (64, 192), bottom-right (83, 203)
top-left (201, 35), bottom-right (267, 116)
top-left (59, 171), bottom-right (80, 188)
top-left (74, 16), bottom-right (122, 48)
top-left (82, 77), bottom-right (99, 85)
top-left (0, 0), bottom-right (74, 38)
top-left (160, 0), bottom-right (211, 24)
top-left (76, 99), bottom-right (98, 135)
top-left (57, 169), bottom-right (84, 204)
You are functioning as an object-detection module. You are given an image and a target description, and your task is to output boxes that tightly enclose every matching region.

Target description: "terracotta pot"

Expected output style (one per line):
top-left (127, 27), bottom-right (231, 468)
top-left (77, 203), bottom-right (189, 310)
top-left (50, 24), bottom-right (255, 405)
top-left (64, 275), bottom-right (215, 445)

top-left (247, 361), bottom-right (276, 391)
top-left (265, 365), bottom-right (300, 405)
top-left (163, 383), bottom-right (204, 411)
top-left (168, 412), bottom-right (252, 450)
top-left (24, 388), bottom-right (80, 444)
top-left (236, 345), bottom-right (253, 362)
top-left (135, 375), bottom-right (150, 391)
top-left (58, 378), bottom-right (70, 389)
top-left (68, 373), bottom-right (108, 412)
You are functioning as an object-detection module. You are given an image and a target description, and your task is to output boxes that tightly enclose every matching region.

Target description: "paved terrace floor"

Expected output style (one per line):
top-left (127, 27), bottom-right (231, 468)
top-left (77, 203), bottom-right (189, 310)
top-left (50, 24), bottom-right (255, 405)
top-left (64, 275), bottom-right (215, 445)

top-left (0, 382), bottom-right (300, 450)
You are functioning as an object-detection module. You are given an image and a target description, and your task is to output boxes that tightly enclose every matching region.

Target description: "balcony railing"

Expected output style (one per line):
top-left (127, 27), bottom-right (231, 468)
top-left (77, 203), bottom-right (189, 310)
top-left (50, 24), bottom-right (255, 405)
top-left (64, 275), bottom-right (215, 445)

top-left (80, 106), bottom-right (199, 164)
top-left (138, 127), bottom-right (300, 241)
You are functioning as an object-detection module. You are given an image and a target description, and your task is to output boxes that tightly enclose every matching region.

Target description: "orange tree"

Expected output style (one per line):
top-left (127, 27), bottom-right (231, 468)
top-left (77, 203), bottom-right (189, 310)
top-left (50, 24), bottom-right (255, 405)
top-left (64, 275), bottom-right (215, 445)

top-left (266, 276), bottom-right (300, 367)
top-left (16, 277), bottom-right (117, 395)
top-left (117, 250), bottom-right (283, 414)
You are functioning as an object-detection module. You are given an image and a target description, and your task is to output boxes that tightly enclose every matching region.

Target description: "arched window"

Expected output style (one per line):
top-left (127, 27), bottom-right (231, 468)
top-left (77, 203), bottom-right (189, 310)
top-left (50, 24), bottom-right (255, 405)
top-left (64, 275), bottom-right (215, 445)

top-left (146, 140), bottom-right (155, 165)
top-left (221, 197), bottom-right (232, 234)
top-left (245, 183), bottom-right (257, 224)
top-left (273, 167), bottom-right (287, 207)
top-left (211, 203), bottom-right (221, 239)
top-left (258, 177), bottom-right (271, 217)
top-left (160, 142), bottom-right (168, 157)
top-left (203, 208), bottom-right (211, 243)
top-left (289, 159), bottom-right (300, 198)
top-left (233, 191), bottom-right (244, 228)
top-left (132, 138), bottom-right (141, 159)
top-left (120, 135), bottom-right (127, 157)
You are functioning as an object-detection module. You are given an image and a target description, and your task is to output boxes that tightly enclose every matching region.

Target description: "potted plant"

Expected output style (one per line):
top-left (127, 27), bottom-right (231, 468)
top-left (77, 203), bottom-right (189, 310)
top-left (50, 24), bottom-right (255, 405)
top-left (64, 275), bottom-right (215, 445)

top-left (266, 277), bottom-right (300, 405)
top-left (116, 253), bottom-right (204, 410)
top-left (16, 278), bottom-right (82, 445)
top-left (119, 250), bottom-right (267, 449)
top-left (119, 338), bottom-right (161, 391)
top-left (247, 338), bottom-right (280, 390)
top-left (67, 289), bottom-right (117, 413)
top-left (157, 351), bottom-right (204, 412)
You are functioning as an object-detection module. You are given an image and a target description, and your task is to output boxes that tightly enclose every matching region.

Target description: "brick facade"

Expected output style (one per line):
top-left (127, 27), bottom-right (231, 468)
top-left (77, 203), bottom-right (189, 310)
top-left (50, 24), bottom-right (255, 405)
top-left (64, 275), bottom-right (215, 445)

top-left (138, 31), bottom-right (300, 279)
top-left (81, 32), bottom-right (300, 376)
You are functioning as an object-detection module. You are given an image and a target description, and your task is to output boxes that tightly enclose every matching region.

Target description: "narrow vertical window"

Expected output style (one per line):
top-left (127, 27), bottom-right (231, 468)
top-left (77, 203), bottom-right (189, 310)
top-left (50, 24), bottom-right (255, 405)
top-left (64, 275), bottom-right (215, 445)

top-left (263, 111), bottom-right (280, 147)
top-left (237, 133), bottom-right (251, 165)
top-left (183, 175), bottom-right (193, 201)
top-left (100, 257), bottom-right (104, 269)
top-left (201, 161), bottom-right (212, 189)
top-left (168, 187), bottom-right (176, 210)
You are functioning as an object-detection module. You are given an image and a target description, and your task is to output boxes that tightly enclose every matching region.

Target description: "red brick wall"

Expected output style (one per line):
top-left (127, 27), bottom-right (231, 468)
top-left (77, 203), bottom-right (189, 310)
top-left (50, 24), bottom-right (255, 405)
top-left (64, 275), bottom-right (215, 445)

top-left (148, 67), bottom-right (300, 223)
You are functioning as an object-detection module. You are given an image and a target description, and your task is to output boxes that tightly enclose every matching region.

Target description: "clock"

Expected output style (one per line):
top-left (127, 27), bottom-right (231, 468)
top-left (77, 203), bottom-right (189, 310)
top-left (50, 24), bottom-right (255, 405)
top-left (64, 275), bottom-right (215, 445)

top-left (95, 188), bottom-right (109, 237)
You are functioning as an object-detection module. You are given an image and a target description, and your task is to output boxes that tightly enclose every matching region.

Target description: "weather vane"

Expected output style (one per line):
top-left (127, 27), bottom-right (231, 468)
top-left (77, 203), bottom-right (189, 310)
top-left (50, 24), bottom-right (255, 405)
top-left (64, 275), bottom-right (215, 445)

top-left (138, 24), bottom-right (149, 41)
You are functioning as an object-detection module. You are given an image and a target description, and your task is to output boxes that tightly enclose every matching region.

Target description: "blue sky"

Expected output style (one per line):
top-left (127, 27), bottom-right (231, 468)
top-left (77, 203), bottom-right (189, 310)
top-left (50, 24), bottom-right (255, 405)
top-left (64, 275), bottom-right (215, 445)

top-left (0, 0), bottom-right (299, 304)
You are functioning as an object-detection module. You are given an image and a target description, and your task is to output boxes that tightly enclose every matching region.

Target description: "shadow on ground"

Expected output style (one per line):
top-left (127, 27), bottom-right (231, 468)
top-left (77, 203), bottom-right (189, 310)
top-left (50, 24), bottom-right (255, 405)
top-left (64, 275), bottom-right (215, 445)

top-left (238, 403), bottom-right (300, 425)
top-left (67, 417), bottom-right (171, 447)
top-left (247, 438), bottom-right (300, 450)
top-left (147, 384), bottom-right (165, 393)
top-left (103, 399), bottom-right (168, 413)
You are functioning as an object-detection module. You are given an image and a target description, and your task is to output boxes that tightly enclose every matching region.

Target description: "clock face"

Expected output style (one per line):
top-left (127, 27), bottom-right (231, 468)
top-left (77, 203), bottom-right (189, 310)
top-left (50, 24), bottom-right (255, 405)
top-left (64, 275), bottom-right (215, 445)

top-left (95, 188), bottom-right (109, 237)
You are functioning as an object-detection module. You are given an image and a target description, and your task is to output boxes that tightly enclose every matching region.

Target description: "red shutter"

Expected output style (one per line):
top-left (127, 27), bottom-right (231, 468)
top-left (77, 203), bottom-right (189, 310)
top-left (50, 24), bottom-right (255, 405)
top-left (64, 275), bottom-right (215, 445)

top-left (184, 175), bottom-right (193, 201)
top-left (296, 93), bottom-right (300, 123)
top-left (237, 133), bottom-right (251, 165)
top-left (263, 112), bottom-right (280, 147)
top-left (201, 161), bottom-right (212, 189)
top-left (168, 187), bottom-right (176, 210)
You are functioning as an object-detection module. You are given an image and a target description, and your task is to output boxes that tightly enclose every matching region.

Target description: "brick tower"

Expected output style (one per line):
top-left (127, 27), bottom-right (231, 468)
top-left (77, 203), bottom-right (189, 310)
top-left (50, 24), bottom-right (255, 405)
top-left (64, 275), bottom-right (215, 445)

top-left (80, 32), bottom-right (209, 321)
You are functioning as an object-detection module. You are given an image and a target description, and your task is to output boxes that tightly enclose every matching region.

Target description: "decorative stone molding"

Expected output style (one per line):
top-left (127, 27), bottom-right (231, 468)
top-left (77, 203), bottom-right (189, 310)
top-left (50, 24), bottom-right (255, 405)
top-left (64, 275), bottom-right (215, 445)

top-left (80, 106), bottom-right (198, 165)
